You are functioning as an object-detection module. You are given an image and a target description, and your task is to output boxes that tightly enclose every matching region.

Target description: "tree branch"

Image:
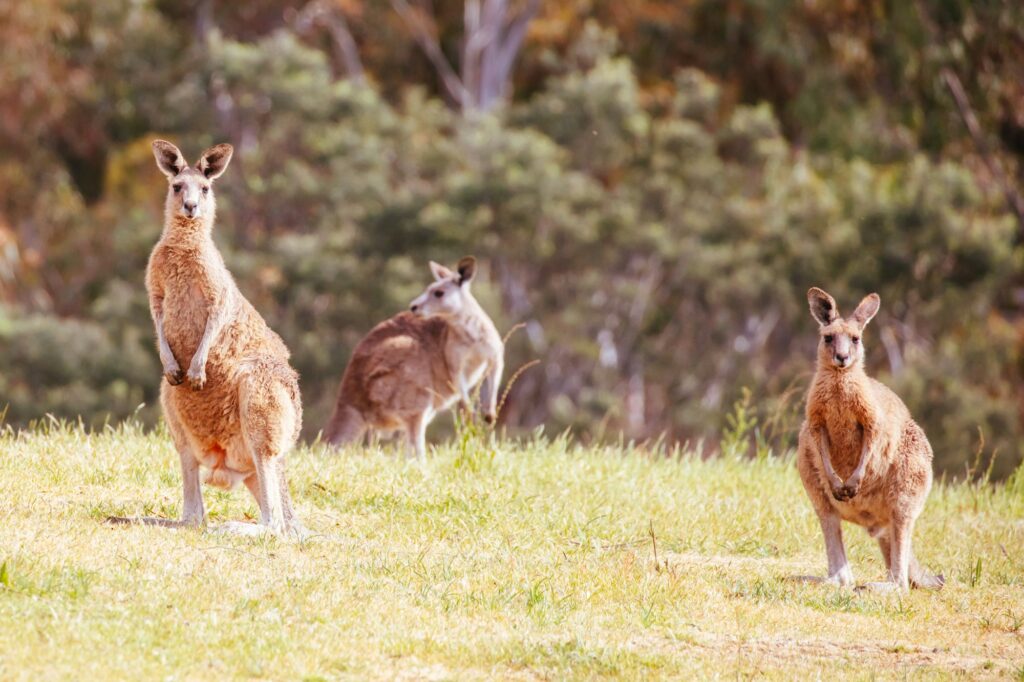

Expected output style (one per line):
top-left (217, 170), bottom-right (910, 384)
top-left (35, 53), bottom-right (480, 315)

top-left (294, 0), bottom-right (365, 84)
top-left (491, 0), bottom-right (539, 107)
top-left (942, 68), bottom-right (1024, 234)
top-left (390, 0), bottom-right (468, 107)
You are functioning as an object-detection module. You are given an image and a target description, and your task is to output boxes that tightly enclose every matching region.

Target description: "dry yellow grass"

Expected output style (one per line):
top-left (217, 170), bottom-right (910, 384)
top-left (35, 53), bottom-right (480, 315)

top-left (1, 420), bottom-right (1022, 680)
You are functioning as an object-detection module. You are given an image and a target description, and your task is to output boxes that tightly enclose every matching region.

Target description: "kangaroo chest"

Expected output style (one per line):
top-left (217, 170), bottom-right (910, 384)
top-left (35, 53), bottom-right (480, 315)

top-left (152, 246), bottom-right (225, 359)
top-left (812, 382), bottom-right (873, 476)
top-left (461, 356), bottom-right (488, 389)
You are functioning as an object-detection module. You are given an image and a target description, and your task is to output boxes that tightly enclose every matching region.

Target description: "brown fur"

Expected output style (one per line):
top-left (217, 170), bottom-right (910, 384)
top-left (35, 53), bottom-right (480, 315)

top-left (324, 257), bottom-right (504, 457)
top-left (795, 287), bottom-right (943, 591)
top-left (113, 140), bottom-right (305, 536)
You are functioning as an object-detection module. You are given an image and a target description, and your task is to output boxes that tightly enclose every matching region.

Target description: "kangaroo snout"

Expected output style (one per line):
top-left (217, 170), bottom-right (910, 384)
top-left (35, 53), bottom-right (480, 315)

top-left (833, 353), bottom-right (850, 368)
top-left (408, 292), bottom-right (428, 316)
top-left (183, 201), bottom-right (198, 218)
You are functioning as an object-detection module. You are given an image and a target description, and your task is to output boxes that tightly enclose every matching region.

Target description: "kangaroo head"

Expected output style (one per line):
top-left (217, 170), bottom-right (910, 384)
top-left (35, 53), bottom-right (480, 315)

top-left (409, 257), bottom-right (478, 318)
top-left (807, 287), bottom-right (880, 371)
top-left (152, 140), bottom-right (233, 222)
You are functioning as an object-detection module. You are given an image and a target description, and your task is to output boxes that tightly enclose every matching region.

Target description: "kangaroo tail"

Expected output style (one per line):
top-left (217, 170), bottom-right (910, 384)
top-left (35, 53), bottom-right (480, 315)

top-left (909, 553), bottom-right (945, 590)
top-left (324, 403), bottom-right (366, 447)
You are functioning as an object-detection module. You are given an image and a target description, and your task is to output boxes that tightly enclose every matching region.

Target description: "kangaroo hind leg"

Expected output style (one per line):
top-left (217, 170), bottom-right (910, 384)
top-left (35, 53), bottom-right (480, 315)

top-left (106, 399), bottom-right (205, 529)
top-left (238, 376), bottom-right (301, 535)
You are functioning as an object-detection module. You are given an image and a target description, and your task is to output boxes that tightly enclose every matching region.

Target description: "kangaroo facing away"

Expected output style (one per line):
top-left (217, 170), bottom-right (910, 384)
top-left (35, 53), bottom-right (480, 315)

top-left (109, 140), bottom-right (304, 537)
top-left (796, 288), bottom-right (943, 591)
top-left (324, 257), bottom-right (504, 458)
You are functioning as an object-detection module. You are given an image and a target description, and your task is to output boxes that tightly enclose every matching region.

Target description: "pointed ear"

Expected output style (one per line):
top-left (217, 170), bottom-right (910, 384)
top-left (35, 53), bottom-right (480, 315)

top-left (456, 256), bottom-right (477, 285)
top-left (196, 143), bottom-right (234, 180)
top-left (429, 261), bottom-right (454, 282)
top-left (152, 140), bottom-right (186, 178)
top-left (850, 293), bottom-right (880, 328)
top-left (807, 287), bottom-right (839, 327)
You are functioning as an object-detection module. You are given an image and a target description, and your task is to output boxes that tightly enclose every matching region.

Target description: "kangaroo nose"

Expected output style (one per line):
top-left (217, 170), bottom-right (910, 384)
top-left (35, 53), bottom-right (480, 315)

top-left (184, 201), bottom-right (197, 214)
top-left (834, 354), bottom-right (848, 365)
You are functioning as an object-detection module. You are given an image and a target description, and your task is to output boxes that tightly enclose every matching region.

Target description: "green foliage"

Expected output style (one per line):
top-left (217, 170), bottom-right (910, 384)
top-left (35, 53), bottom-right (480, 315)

top-left (0, 307), bottom-right (157, 427)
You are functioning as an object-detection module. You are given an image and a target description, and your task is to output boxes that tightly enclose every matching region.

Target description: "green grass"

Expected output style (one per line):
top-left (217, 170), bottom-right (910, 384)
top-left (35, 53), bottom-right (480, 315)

top-left (1, 420), bottom-right (1023, 680)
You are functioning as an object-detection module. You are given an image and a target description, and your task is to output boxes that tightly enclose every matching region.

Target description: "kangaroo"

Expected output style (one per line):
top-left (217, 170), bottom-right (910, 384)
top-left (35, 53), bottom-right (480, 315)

top-left (324, 257), bottom-right (504, 458)
top-left (109, 140), bottom-right (304, 537)
top-left (795, 287), bottom-right (943, 591)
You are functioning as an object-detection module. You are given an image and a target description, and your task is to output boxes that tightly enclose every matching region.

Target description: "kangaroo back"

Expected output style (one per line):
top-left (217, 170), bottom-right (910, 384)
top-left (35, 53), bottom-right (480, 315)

top-left (325, 313), bottom-right (449, 445)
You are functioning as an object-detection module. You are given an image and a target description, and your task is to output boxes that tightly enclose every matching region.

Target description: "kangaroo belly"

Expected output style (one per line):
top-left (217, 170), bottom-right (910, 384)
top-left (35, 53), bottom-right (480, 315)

top-left (166, 379), bottom-right (241, 441)
top-left (834, 492), bottom-right (892, 528)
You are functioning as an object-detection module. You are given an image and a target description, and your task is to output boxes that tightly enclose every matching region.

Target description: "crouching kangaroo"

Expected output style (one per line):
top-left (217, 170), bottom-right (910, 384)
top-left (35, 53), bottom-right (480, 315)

top-left (109, 140), bottom-right (304, 536)
top-left (324, 257), bottom-right (504, 458)
top-left (795, 288), bottom-right (943, 591)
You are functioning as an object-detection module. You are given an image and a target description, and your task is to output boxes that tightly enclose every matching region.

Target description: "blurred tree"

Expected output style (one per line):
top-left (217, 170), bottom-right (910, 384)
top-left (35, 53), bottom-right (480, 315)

top-left (390, 0), bottom-right (541, 112)
top-left (0, 0), bottom-right (1021, 477)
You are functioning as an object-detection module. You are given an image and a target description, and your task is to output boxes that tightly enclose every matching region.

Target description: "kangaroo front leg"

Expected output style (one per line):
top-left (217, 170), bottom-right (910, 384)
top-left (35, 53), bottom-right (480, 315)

top-left (482, 358), bottom-right (504, 425)
top-left (815, 427), bottom-right (848, 501)
top-left (151, 294), bottom-right (183, 385)
top-left (187, 294), bottom-right (231, 390)
top-left (457, 375), bottom-right (474, 416)
top-left (839, 429), bottom-right (873, 500)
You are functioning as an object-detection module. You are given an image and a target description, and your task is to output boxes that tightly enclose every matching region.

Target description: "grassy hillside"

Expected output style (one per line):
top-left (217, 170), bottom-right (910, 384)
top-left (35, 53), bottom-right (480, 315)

top-left (1, 422), bottom-right (1022, 679)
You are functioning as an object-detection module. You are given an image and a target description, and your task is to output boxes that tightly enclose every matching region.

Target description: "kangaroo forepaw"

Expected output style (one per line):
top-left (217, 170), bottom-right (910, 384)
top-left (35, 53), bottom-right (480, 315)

top-left (831, 483), bottom-right (859, 501)
top-left (187, 367), bottom-right (207, 390)
top-left (164, 367), bottom-right (185, 386)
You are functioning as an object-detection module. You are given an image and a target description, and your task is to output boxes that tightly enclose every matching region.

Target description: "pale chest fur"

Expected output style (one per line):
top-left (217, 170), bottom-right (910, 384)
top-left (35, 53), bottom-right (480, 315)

top-left (443, 317), bottom-right (500, 394)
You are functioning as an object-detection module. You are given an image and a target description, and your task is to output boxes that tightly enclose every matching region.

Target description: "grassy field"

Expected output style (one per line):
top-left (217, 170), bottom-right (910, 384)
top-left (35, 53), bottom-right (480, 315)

top-left (1, 421), bottom-right (1022, 680)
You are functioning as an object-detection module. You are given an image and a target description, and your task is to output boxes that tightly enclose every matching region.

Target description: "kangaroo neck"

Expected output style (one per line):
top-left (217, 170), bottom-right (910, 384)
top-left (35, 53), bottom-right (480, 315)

top-left (162, 214), bottom-right (214, 248)
top-left (815, 359), bottom-right (868, 396)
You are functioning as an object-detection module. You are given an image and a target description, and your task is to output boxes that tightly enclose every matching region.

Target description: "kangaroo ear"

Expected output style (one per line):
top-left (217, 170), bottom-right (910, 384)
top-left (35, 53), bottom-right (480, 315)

top-left (429, 261), bottom-right (454, 282)
top-left (196, 143), bottom-right (234, 180)
top-left (807, 287), bottom-right (839, 327)
top-left (456, 256), bottom-right (477, 285)
top-left (152, 140), bottom-right (186, 178)
top-left (850, 293), bottom-right (880, 328)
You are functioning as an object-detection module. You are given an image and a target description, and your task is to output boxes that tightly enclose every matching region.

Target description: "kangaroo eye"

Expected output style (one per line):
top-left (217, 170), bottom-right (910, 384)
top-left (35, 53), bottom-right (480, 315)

top-left (852, 336), bottom-right (860, 344)
top-left (172, 184), bottom-right (182, 193)
top-left (823, 335), bottom-right (833, 344)
top-left (202, 186), bottom-right (209, 195)
top-left (434, 291), bottom-right (444, 298)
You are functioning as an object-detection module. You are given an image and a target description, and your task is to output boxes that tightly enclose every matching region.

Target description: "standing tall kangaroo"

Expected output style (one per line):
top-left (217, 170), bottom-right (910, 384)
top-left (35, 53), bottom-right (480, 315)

top-left (324, 257), bottom-right (504, 458)
top-left (796, 288), bottom-right (943, 591)
top-left (112, 140), bottom-right (304, 536)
